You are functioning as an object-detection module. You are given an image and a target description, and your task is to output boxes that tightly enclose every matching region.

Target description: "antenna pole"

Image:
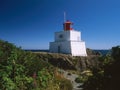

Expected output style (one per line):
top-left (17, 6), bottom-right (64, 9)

top-left (64, 12), bottom-right (66, 22)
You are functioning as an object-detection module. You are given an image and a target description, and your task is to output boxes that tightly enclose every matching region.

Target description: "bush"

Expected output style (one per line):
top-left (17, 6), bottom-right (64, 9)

top-left (75, 77), bottom-right (81, 83)
top-left (0, 40), bottom-right (55, 90)
top-left (83, 46), bottom-right (120, 90)
top-left (59, 78), bottom-right (73, 90)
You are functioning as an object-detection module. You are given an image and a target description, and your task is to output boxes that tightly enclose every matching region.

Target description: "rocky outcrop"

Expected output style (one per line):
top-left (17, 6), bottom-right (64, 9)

top-left (34, 51), bottom-right (100, 71)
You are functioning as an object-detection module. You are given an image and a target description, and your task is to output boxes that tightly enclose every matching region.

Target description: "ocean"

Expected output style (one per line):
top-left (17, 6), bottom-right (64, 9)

top-left (24, 49), bottom-right (110, 55)
top-left (24, 49), bottom-right (49, 52)
top-left (93, 49), bottom-right (111, 55)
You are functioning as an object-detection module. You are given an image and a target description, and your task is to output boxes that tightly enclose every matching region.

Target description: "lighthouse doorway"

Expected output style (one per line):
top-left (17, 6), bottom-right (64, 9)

top-left (58, 46), bottom-right (61, 53)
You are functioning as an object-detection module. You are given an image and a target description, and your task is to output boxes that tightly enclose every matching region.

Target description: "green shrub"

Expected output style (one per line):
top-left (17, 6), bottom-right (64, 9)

top-left (75, 77), bottom-right (82, 83)
top-left (0, 40), bottom-right (55, 90)
top-left (59, 78), bottom-right (73, 90)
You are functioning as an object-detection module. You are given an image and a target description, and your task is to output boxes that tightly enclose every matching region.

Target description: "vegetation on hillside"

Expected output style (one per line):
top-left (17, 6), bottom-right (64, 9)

top-left (83, 46), bottom-right (120, 90)
top-left (1, 39), bottom-right (119, 90)
top-left (0, 40), bottom-right (72, 90)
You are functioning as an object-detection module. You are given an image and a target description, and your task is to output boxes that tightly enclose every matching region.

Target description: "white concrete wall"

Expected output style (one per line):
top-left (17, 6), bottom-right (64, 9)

top-left (70, 41), bottom-right (87, 56)
top-left (49, 41), bottom-right (71, 54)
top-left (50, 41), bottom-right (87, 56)
top-left (55, 30), bottom-right (81, 42)
top-left (70, 30), bottom-right (81, 41)
top-left (55, 31), bottom-right (70, 41)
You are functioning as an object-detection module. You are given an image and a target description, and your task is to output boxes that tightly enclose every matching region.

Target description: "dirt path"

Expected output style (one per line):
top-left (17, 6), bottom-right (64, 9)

top-left (62, 70), bottom-right (83, 90)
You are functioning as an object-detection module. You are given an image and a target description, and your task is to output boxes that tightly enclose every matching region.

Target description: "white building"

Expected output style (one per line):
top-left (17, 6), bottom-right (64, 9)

top-left (49, 20), bottom-right (87, 56)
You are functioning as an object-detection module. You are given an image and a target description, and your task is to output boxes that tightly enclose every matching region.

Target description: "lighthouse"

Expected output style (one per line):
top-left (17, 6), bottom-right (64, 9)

top-left (49, 20), bottom-right (87, 56)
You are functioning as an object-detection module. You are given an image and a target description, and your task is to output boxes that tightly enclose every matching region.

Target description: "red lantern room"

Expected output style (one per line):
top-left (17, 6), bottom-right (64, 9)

top-left (63, 20), bottom-right (73, 31)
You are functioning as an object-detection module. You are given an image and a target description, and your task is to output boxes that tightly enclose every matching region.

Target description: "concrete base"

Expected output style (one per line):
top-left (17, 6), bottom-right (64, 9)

top-left (49, 41), bottom-right (87, 56)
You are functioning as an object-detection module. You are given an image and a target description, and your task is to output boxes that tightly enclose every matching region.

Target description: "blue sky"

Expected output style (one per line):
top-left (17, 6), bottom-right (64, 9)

top-left (0, 0), bottom-right (120, 49)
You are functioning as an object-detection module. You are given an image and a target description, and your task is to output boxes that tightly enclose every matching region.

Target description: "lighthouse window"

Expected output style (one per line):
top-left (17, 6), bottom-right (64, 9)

top-left (59, 34), bottom-right (63, 38)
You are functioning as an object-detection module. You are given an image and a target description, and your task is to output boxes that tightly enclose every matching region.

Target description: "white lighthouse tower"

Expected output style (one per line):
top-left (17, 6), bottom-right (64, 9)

top-left (49, 20), bottom-right (87, 56)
